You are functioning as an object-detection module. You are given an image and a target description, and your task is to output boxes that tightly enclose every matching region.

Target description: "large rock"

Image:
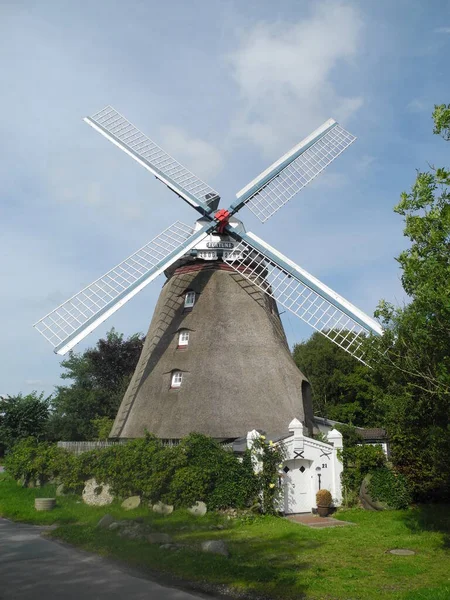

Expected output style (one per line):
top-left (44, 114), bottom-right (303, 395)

top-left (359, 475), bottom-right (389, 511)
top-left (82, 478), bottom-right (114, 507)
top-left (121, 496), bottom-right (141, 510)
top-left (152, 501), bottom-right (174, 515)
top-left (187, 501), bottom-right (207, 517)
top-left (201, 540), bottom-right (229, 557)
top-left (97, 514), bottom-right (115, 529)
top-left (56, 483), bottom-right (66, 497)
top-left (160, 543), bottom-right (184, 551)
top-left (118, 522), bottom-right (147, 540)
top-left (146, 533), bottom-right (172, 544)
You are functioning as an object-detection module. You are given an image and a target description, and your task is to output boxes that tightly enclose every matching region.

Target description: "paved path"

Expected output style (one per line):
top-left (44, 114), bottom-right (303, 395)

top-left (0, 518), bottom-right (210, 600)
top-left (287, 513), bottom-right (355, 528)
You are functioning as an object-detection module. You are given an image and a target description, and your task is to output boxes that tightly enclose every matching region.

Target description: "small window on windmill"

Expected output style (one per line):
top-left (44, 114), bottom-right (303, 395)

top-left (178, 330), bottom-right (189, 348)
top-left (171, 370), bottom-right (183, 388)
top-left (184, 290), bottom-right (195, 309)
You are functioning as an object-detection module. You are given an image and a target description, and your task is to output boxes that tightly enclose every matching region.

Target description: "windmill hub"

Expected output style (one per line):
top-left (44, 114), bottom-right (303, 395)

top-left (214, 208), bottom-right (231, 234)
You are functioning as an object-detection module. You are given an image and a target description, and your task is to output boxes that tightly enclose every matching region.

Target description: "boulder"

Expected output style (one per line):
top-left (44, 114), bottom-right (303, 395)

top-left (82, 478), bottom-right (114, 507)
top-left (160, 543), bottom-right (184, 551)
top-left (118, 522), bottom-right (147, 540)
top-left (56, 483), bottom-right (66, 497)
top-left (152, 501), bottom-right (174, 515)
top-left (359, 475), bottom-right (389, 511)
top-left (121, 496), bottom-right (141, 510)
top-left (146, 533), bottom-right (172, 544)
top-left (201, 540), bottom-right (229, 557)
top-left (108, 522), bottom-right (121, 531)
top-left (97, 514), bottom-right (115, 529)
top-left (187, 501), bottom-right (207, 517)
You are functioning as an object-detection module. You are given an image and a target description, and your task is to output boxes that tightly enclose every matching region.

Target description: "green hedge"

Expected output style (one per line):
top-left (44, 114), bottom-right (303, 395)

top-left (4, 433), bottom-right (261, 510)
top-left (367, 467), bottom-right (411, 510)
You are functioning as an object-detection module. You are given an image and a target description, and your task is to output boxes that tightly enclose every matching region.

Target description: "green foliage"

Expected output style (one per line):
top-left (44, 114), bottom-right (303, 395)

top-left (4, 432), bottom-right (259, 510)
top-left (432, 103), bottom-right (450, 140)
top-left (167, 434), bottom-right (258, 510)
top-left (341, 444), bottom-right (386, 496)
top-left (292, 332), bottom-right (375, 426)
top-left (0, 393), bottom-right (50, 454)
top-left (250, 435), bottom-right (286, 515)
top-left (4, 437), bottom-right (75, 485)
top-left (337, 425), bottom-right (386, 502)
top-left (48, 329), bottom-right (144, 441)
top-left (367, 467), bottom-right (411, 510)
top-left (367, 105), bottom-right (450, 502)
top-left (167, 466), bottom-right (210, 507)
top-left (78, 435), bottom-right (183, 500)
top-left (91, 417), bottom-right (114, 441)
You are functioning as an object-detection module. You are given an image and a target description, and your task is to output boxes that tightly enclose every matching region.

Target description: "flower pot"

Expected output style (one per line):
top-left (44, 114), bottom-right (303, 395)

top-left (317, 505), bottom-right (330, 517)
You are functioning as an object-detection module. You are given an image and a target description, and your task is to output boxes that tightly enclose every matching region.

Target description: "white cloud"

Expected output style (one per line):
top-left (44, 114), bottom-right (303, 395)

top-left (434, 27), bottom-right (450, 34)
top-left (159, 126), bottom-right (224, 182)
top-left (228, 1), bottom-right (363, 157)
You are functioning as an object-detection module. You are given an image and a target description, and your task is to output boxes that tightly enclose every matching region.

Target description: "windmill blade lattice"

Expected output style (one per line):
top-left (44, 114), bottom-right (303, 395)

top-left (34, 221), bottom-right (210, 355)
top-left (233, 120), bottom-right (356, 223)
top-left (225, 232), bottom-right (382, 363)
top-left (85, 106), bottom-right (220, 215)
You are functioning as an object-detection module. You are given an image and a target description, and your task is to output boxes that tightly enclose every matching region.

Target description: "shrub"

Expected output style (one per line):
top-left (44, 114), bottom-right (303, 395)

top-left (250, 435), bottom-right (286, 515)
top-left (3, 432), bottom-right (273, 512)
top-left (208, 450), bottom-right (258, 510)
top-left (4, 437), bottom-right (74, 486)
top-left (367, 467), bottom-right (411, 509)
top-left (166, 466), bottom-right (211, 507)
top-left (340, 443), bottom-right (386, 496)
top-left (76, 435), bottom-right (187, 501)
top-left (316, 489), bottom-right (332, 506)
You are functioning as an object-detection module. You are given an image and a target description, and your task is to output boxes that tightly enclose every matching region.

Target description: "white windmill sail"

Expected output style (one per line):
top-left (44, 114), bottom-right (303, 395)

top-left (34, 221), bottom-right (212, 355)
top-left (84, 106), bottom-right (220, 215)
top-left (230, 120), bottom-right (356, 222)
top-left (225, 231), bottom-right (382, 363)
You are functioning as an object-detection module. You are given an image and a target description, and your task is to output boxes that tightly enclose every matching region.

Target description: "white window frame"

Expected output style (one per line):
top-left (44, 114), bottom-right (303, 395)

top-left (184, 290), bottom-right (195, 308)
top-left (178, 330), bottom-right (189, 347)
top-left (171, 370), bottom-right (183, 388)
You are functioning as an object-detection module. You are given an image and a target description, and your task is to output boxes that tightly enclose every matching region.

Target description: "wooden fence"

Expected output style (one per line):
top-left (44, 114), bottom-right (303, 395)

top-left (57, 439), bottom-right (182, 455)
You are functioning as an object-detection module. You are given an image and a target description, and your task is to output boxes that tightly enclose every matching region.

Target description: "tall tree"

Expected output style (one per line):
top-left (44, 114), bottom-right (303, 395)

top-left (368, 104), bottom-right (450, 501)
top-left (0, 392), bottom-right (50, 454)
top-left (293, 332), bottom-right (375, 426)
top-left (48, 329), bottom-right (144, 441)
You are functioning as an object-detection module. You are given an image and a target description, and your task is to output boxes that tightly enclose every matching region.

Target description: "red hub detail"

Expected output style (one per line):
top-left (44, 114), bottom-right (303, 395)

top-left (214, 209), bottom-right (230, 234)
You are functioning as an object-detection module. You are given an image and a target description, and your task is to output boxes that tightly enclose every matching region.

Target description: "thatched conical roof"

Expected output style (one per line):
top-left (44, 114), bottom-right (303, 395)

top-left (110, 260), bottom-right (313, 440)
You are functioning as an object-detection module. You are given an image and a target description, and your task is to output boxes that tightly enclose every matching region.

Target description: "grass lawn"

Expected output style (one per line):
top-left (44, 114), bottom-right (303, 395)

top-left (1, 473), bottom-right (449, 600)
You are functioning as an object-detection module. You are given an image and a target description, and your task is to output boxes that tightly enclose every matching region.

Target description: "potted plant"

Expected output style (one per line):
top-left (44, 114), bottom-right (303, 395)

top-left (316, 489), bottom-right (332, 517)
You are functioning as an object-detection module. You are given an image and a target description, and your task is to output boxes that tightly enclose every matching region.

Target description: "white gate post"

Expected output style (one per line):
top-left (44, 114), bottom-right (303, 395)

top-left (247, 429), bottom-right (262, 473)
top-left (326, 428), bottom-right (343, 505)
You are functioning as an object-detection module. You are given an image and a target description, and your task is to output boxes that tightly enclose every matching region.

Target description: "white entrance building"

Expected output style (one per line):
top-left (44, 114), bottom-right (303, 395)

top-left (247, 418), bottom-right (343, 514)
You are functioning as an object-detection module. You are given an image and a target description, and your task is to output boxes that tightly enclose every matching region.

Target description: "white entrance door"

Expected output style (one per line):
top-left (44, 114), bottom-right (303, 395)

top-left (283, 459), bottom-right (313, 514)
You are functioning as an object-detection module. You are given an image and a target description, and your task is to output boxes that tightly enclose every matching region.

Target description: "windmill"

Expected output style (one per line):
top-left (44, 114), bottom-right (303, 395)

top-left (34, 106), bottom-right (382, 441)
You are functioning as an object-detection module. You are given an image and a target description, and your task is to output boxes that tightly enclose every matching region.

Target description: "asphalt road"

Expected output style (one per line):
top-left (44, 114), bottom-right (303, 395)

top-left (0, 518), bottom-right (209, 600)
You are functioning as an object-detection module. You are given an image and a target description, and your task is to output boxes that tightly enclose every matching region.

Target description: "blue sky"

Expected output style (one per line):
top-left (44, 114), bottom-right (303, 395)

top-left (1, 0), bottom-right (449, 396)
